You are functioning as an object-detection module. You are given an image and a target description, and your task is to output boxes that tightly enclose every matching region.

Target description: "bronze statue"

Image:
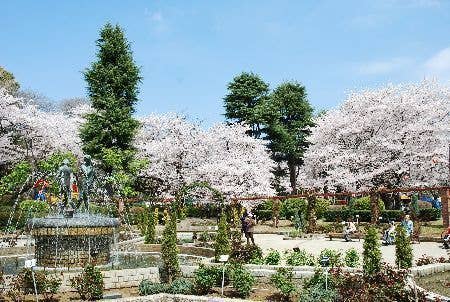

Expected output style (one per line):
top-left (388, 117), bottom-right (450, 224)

top-left (77, 155), bottom-right (94, 212)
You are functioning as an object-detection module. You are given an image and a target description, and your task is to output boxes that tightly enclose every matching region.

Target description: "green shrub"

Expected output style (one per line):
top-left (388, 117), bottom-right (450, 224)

top-left (323, 209), bottom-right (403, 222)
top-left (285, 249), bottom-right (315, 266)
top-left (303, 268), bottom-right (338, 291)
top-left (418, 208), bottom-right (441, 221)
top-left (229, 244), bottom-right (263, 264)
top-left (395, 225), bottom-right (413, 269)
top-left (89, 203), bottom-right (118, 217)
top-left (270, 267), bottom-right (296, 299)
top-left (319, 249), bottom-right (342, 267)
top-left (161, 211), bottom-right (180, 283)
top-left (15, 268), bottom-right (61, 297)
top-left (19, 200), bottom-right (50, 221)
top-left (193, 265), bottom-right (223, 294)
top-left (344, 248), bottom-right (360, 267)
top-left (167, 278), bottom-right (193, 295)
top-left (363, 227), bottom-right (381, 275)
top-left (0, 161), bottom-right (32, 197)
top-left (349, 196), bottom-right (385, 211)
top-left (229, 264), bottom-right (255, 298)
top-left (70, 264), bottom-right (104, 300)
top-left (315, 198), bottom-right (331, 219)
top-left (143, 207), bottom-right (157, 244)
top-left (214, 213), bottom-right (231, 262)
top-left (253, 199), bottom-right (274, 221)
top-left (264, 249), bottom-right (281, 265)
top-left (138, 280), bottom-right (169, 295)
top-left (0, 205), bottom-right (21, 228)
top-left (298, 283), bottom-right (337, 302)
top-left (281, 198), bottom-right (307, 220)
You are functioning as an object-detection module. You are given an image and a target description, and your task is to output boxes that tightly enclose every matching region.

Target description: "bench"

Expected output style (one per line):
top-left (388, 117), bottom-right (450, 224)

top-left (328, 231), bottom-right (363, 241)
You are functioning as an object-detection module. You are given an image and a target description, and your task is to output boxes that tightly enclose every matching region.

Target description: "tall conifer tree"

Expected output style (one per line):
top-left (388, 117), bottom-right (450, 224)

top-left (80, 23), bottom-right (141, 174)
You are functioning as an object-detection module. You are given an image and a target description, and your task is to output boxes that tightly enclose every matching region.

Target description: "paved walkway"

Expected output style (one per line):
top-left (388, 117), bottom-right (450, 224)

top-left (254, 234), bottom-right (449, 265)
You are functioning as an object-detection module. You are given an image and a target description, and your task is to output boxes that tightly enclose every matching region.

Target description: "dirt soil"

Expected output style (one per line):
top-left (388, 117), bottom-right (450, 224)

top-left (415, 271), bottom-right (450, 298)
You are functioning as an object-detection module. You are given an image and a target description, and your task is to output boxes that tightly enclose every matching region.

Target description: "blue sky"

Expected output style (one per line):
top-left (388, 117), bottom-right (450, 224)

top-left (1, 0), bottom-right (449, 126)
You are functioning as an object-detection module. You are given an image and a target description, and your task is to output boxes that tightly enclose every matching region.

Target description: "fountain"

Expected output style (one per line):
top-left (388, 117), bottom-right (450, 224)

top-left (28, 155), bottom-right (119, 268)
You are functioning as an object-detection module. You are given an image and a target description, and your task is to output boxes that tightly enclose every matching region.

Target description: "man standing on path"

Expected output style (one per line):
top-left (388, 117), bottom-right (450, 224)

top-left (245, 213), bottom-right (256, 245)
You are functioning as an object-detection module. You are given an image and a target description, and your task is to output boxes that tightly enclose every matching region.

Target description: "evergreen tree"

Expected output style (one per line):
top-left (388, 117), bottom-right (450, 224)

top-left (214, 212), bottom-right (231, 262)
top-left (144, 207), bottom-right (156, 244)
top-left (80, 23), bottom-right (141, 174)
top-left (263, 81), bottom-right (314, 193)
top-left (0, 66), bottom-right (20, 94)
top-left (363, 226), bottom-right (382, 275)
top-left (224, 72), bottom-right (269, 138)
top-left (395, 225), bottom-right (413, 269)
top-left (161, 210), bottom-right (180, 283)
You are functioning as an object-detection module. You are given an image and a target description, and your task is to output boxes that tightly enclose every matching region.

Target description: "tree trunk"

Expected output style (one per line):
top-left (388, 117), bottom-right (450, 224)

top-left (441, 189), bottom-right (450, 228)
top-left (288, 161), bottom-right (297, 194)
top-left (370, 192), bottom-right (380, 224)
top-left (306, 193), bottom-right (317, 233)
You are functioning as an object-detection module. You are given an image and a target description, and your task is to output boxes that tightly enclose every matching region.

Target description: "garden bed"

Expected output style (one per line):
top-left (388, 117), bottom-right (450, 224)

top-left (415, 271), bottom-right (450, 299)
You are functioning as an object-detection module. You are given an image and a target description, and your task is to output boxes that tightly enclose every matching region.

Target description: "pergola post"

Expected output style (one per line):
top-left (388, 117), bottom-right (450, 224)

top-left (441, 189), bottom-right (450, 228)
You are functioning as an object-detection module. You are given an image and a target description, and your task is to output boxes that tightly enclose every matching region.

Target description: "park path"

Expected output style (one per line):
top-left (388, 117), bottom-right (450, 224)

top-left (253, 233), bottom-right (448, 266)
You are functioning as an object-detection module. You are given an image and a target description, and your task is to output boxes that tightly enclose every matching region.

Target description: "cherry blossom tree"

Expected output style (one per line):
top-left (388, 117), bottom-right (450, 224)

top-left (299, 81), bottom-right (450, 222)
top-left (0, 88), bottom-right (86, 167)
top-left (135, 114), bottom-right (276, 199)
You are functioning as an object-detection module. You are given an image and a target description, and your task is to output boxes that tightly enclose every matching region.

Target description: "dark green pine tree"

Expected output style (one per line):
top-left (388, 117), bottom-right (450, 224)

top-left (263, 81), bottom-right (314, 193)
top-left (224, 72), bottom-right (269, 138)
top-left (80, 23), bottom-right (141, 173)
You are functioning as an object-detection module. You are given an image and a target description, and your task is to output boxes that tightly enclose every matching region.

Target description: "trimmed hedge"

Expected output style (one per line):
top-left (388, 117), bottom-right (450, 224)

top-left (324, 210), bottom-right (403, 222)
top-left (324, 208), bottom-right (440, 222)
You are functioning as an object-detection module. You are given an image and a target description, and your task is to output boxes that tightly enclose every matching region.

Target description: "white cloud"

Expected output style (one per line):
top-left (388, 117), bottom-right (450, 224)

top-left (358, 58), bottom-right (412, 75)
top-left (423, 47), bottom-right (450, 81)
top-left (144, 9), bottom-right (168, 34)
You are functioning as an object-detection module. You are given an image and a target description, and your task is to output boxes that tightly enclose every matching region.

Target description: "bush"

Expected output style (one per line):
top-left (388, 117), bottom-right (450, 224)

top-left (395, 225), bottom-right (412, 269)
top-left (253, 199), bottom-right (274, 222)
top-left (161, 211), bottom-right (180, 283)
top-left (229, 264), bottom-right (255, 298)
top-left (70, 264), bottom-right (104, 300)
top-left (344, 248), bottom-right (360, 267)
top-left (416, 255), bottom-right (449, 266)
top-left (270, 267), bottom-right (296, 299)
top-left (264, 249), bottom-right (281, 265)
top-left (138, 280), bottom-right (169, 295)
top-left (13, 268), bottom-right (61, 299)
top-left (0, 161), bottom-right (32, 197)
top-left (167, 278), bottom-right (193, 295)
top-left (193, 265), bottom-right (223, 295)
top-left (214, 213), bottom-right (231, 262)
top-left (319, 249), bottom-right (342, 267)
top-left (285, 249), bottom-right (315, 266)
top-left (298, 284), bottom-right (337, 302)
top-left (418, 208), bottom-right (441, 221)
top-left (315, 198), bottom-right (331, 219)
top-left (229, 244), bottom-right (263, 264)
top-left (363, 227), bottom-right (381, 275)
top-left (349, 196), bottom-right (385, 211)
top-left (324, 209), bottom-right (403, 222)
top-left (281, 198), bottom-right (307, 220)
top-left (143, 207), bottom-right (157, 244)
top-left (89, 202), bottom-right (118, 217)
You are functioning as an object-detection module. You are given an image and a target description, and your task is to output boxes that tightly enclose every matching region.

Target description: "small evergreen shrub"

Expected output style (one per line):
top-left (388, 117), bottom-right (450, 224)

top-left (229, 264), bottom-right (255, 298)
top-left (161, 211), bottom-right (180, 283)
top-left (349, 196), bottom-right (385, 211)
top-left (418, 208), bottom-right (441, 221)
top-left (143, 207), bottom-right (157, 244)
top-left (264, 249), bottom-right (281, 265)
top-left (285, 249), bottom-right (316, 266)
top-left (298, 284), bottom-right (337, 302)
top-left (363, 227), bottom-right (381, 275)
top-left (167, 278), bottom-right (193, 295)
top-left (214, 213), bottom-right (231, 262)
top-left (395, 225), bottom-right (413, 269)
top-left (344, 248), bottom-right (360, 267)
top-left (319, 249), bottom-right (342, 267)
top-left (281, 198), bottom-right (307, 219)
top-left (138, 280), bottom-right (169, 295)
top-left (70, 264), bottom-right (104, 300)
top-left (193, 264), bottom-right (223, 294)
top-left (229, 244), bottom-right (263, 264)
top-left (270, 267), bottom-right (297, 299)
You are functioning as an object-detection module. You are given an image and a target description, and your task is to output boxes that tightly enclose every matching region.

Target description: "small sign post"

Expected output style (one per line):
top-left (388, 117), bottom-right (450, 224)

top-left (219, 255), bottom-right (229, 296)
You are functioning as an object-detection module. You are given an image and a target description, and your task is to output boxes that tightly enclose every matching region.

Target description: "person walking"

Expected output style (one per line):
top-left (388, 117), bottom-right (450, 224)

top-left (244, 213), bottom-right (256, 245)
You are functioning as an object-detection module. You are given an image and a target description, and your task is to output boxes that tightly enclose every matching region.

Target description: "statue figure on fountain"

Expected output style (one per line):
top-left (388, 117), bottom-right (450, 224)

top-left (57, 159), bottom-right (73, 214)
top-left (77, 155), bottom-right (94, 212)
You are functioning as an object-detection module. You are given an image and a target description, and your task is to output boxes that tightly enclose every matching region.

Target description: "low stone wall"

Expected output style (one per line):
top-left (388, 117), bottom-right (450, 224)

top-left (411, 262), bottom-right (450, 277)
top-left (136, 244), bottom-right (215, 258)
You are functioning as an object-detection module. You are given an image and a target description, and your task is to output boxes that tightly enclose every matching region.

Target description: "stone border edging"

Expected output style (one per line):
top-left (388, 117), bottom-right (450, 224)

top-left (105, 293), bottom-right (254, 302)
